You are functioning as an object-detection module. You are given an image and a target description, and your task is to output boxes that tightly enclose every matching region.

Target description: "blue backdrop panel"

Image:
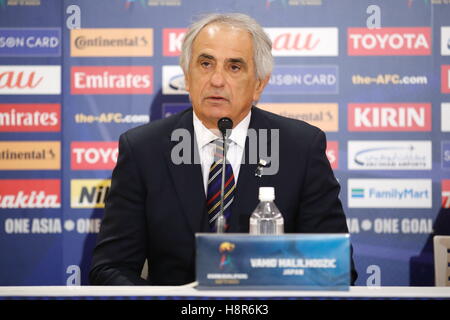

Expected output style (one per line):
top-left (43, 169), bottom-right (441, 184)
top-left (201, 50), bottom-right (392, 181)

top-left (0, 0), bottom-right (449, 286)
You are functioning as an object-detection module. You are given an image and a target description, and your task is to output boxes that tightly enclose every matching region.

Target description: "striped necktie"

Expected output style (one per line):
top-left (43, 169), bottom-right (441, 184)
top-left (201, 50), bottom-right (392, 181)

top-left (207, 139), bottom-right (235, 232)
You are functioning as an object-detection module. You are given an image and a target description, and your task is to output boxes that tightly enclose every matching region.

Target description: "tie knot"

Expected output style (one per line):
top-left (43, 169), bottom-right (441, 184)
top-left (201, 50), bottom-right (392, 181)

top-left (212, 138), bottom-right (231, 160)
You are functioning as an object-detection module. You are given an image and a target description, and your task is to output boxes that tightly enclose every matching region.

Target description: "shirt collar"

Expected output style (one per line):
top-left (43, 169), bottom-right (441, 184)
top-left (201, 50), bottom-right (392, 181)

top-left (193, 110), bottom-right (251, 149)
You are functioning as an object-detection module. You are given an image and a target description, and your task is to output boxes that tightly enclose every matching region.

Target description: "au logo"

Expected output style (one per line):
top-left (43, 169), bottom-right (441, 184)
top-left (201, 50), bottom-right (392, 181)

top-left (219, 242), bottom-right (235, 270)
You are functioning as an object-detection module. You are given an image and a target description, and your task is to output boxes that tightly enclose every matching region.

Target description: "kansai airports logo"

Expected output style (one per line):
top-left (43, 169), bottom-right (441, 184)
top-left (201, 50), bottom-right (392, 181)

top-left (71, 66), bottom-right (153, 95)
top-left (0, 103), bottom-right (60, 132)
top-left (348, 27), bottom-right (431, 55)
top-left (442, 103), bottom-right (450, 132)
top-left (442, 65), bottom-right (450, 93)
top-left (264, 28), bottom-right (338, 56)
top-left (71, 141), bottom-right (118, 170)
top-left (162, 65), bottom-right (187, 94)
top-left (0, 65), bottom-right (61, 95)
top-left (0, 28), bottom-right (61, 57)
top-left (0, 179), bottom-right (60, 208)
top-left (348, 140), bottom-right (432, 170)
top-left (163, 28), bottom-right (186, 56)
top-left (348, 103), bottom-right (431, 131)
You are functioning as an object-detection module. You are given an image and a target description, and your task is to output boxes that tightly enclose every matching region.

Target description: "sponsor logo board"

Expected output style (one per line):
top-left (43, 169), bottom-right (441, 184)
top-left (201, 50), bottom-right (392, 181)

top-left (265, 65), bottom-right (338, 94)
top-left (265, 28), bottom-right (338, 56)
top-left (348, 27), bottom-right (431, 55)
top-left (348, 179), bottom-right (432, 208)
top-left (70, 179), bottom-right (111, 208)
top-left (0, 141), bottom-right (60, 170)
top-left (71, 66), bottom-right (153, 94)
top-left (442, 65), bottom-right (450, 93)
top-left (442, 141), bottom-right (450, 170)
top-left (258, 103), bottom-right (338, 132)
top-left (442, 103), bottom-right (450, 131)
top-left (162, 65), bottom-right (187, 94)
top-left (0, 65), bottom-right (61, 95)
top-left (0, 28), bottom-right (61, 56)
top-left (443, 180), bottom-right (450, 208)
top-left (71, 141), bottom-right (118, 170)
top-left (348, 103), bottom-right (431, 131)
top-left (70, 28), bottom-right (153, 57)
top-left (348, 140), bottom-right (432, 170)
top-left (326, 141), bottom-right (338, 170)
top-left (441, 26), bottom-right (450, 56)
top-left (0, 103), bottom-right (60, 132)
top-left (0, 179), bottom-right (60, 208)
top-left (162, 28), bottom-right (186, 56)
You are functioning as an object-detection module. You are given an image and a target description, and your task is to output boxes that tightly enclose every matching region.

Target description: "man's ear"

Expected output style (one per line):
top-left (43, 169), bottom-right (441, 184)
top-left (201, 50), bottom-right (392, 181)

top-left (253, 75), bottom-right (270, 102)
top-left (184, 72), bottom-right (190, 92)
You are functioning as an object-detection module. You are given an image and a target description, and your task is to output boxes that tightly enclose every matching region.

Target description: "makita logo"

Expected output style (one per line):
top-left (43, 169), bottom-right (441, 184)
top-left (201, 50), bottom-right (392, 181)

top-left (348, 103), bottom-right (431, 131)
top-left (348, 27), bottom-right (431, 55)
top-left (0, 65), bottom-right (61, 95)
top-left (0, 103), bottom-right (60, 132)
top-left (162, 28), bottom-right (186, 56)
top-left (0, 179), bottom-right (60, 208)
top-left (71, 66), bottom-right (153, 94)
top-left (71, 141), bottom-right (118, 170)
top-left (264, 28), bottom-right (338, 56)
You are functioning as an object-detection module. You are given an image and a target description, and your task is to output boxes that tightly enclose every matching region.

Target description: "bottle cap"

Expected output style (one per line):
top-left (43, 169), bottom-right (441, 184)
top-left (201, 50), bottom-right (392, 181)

top-left (259, 187), bottom-right (275, 201)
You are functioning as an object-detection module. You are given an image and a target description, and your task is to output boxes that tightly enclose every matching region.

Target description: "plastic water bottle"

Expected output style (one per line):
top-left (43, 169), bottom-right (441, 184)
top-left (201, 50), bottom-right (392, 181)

top-left (249, 187), bottom-right (284, 235)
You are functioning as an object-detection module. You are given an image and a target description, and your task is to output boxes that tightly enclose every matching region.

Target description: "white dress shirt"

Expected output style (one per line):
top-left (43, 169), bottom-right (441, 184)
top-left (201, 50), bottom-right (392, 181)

top-left (193, 111), bottom-right (251, 196)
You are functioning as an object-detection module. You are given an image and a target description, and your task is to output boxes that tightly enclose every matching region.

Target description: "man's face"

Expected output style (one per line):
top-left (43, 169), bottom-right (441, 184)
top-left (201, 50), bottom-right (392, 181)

top-left (185, 23), bottom-right (269, 130)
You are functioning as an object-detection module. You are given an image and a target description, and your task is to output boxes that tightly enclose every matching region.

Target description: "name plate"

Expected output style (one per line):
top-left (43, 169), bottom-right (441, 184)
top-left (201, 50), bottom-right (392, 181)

top-left (195, 233), bottom-right (350, 290)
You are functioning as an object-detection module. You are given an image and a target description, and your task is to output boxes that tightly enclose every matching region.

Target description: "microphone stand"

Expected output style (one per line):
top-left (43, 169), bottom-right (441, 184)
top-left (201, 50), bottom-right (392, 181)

top-left (215, 133), bottom-right (227, 233)
top-left (216, 117), bottom-right (233, 233)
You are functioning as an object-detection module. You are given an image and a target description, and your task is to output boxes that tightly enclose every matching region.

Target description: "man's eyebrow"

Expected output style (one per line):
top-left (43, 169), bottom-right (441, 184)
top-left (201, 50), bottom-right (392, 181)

top-left (227, 57), bottom-right (247, 65)
top-left (197, 53), bottom-right (215, 60)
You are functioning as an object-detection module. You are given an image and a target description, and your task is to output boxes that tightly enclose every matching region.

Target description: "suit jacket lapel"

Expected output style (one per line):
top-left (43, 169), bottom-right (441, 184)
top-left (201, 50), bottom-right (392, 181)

top-left (164, 109), bottom-right (209, 235)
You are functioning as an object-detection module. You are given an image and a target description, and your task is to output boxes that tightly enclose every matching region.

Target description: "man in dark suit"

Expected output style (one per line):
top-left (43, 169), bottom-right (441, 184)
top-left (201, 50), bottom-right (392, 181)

top-left (90, 13), bottom-right (357, 285)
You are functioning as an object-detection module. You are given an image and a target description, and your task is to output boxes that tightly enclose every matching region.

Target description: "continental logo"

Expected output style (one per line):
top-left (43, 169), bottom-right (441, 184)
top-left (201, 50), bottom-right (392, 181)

top-left (257, 103), bottom-right (338, 132)
top-left (71, 179), bottom-right (111, 208)
top-left (0, 103), bottom-right (60, 132)
top-left (0, 141), bottom-right (60, 170)
top-left (71, 28), bottom-right (153, 57)
top-left (0, 179), bottom-right (60, 209)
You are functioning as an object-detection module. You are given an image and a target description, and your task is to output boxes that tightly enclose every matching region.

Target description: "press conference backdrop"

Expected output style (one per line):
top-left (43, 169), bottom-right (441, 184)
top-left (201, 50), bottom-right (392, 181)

top-left (0, 0), bottom-right (449, 286)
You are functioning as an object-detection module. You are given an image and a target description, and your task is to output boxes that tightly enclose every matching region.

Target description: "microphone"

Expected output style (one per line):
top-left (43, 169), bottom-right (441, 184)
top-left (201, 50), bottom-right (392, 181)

top-left (215, 117), bottom-right (233, 233)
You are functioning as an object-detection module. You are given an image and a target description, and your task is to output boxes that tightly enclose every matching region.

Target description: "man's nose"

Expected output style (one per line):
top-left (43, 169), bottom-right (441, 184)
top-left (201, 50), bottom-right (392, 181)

top-left (210, 67), bottom-right (225, 87)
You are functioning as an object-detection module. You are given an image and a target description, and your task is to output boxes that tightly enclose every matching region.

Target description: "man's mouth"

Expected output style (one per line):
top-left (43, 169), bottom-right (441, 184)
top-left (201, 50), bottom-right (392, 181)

top-left (206, 95), bottom-right (228, 102)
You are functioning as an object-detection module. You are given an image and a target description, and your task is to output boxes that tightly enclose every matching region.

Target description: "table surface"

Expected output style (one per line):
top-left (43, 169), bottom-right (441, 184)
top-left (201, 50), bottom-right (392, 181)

top-left (1, 285), bottom-right (450, 298)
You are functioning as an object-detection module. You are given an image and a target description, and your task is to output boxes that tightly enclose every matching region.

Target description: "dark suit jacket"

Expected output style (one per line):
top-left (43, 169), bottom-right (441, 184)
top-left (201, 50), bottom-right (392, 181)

top-left (89, 106), bottom-right (357, 285)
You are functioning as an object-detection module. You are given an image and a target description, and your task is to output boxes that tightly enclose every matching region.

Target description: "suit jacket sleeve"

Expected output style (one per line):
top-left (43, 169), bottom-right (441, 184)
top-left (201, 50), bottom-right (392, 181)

top-left (89, 132), bottom-right (148, 285)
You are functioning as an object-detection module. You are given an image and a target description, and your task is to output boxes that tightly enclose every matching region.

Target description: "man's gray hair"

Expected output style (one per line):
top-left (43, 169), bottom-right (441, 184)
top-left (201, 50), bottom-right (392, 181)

top-left (180, 13), bottom-right (273, 81)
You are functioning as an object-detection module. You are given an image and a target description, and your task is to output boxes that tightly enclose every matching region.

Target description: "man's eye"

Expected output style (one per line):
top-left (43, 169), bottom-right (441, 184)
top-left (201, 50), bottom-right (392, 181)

top-left (200, 61), bottom-right (211, 68)
top-left (230, 65), bottom-right (241, 72)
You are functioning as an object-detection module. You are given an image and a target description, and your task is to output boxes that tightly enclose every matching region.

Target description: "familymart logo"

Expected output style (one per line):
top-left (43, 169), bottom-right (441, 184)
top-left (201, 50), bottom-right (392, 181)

top-left (348, 179), bottom-right (432, 208)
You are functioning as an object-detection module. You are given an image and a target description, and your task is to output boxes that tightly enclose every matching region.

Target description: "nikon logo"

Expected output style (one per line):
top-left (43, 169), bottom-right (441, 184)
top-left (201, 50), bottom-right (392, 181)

top-left (70, 179), bottom-right (111, 208)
